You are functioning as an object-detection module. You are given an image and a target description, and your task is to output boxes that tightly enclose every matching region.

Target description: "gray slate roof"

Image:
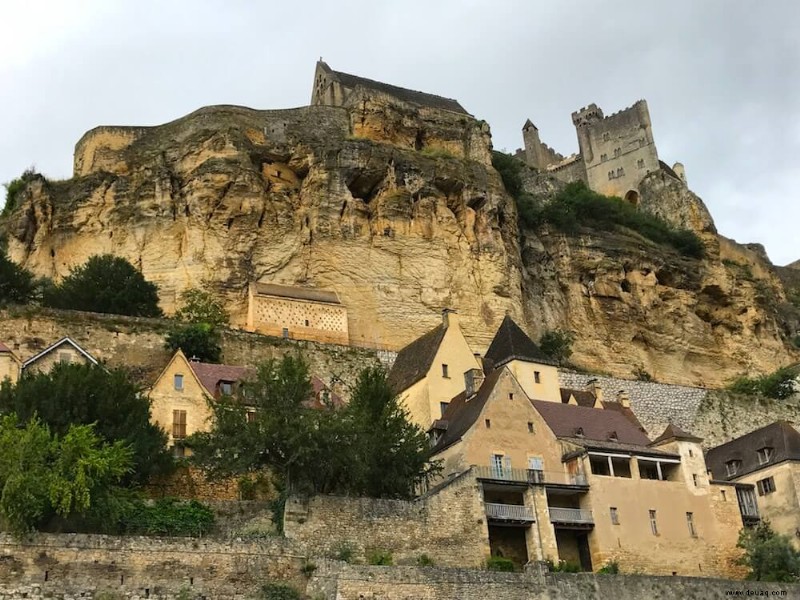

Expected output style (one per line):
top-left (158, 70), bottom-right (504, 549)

top-left (326, 64), bottom-right (469, 115)
top-left (705, 421), bottom-right (800, 481)
top-left (253, 283), bottom-right (340, 304)
top-left (387, 324), bottom-right (447, 393)
top-left (484, 316), bottom-right (557, 369)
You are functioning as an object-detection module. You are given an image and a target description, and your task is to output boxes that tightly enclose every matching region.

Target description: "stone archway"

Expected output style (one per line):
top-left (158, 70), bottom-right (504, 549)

top-left (624, 189), bottom-right (640, 206)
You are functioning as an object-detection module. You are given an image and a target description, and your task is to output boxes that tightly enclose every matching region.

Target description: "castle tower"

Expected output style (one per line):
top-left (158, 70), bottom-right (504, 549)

top-left (522, 119), bottom-right (546, 170)
top-left (672, 162), bottom-right (687, 185)
top-left (571, 103), bottom-right (604, 164)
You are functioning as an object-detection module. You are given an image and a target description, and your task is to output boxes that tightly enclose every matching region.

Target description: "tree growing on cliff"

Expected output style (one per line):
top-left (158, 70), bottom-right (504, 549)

top-left (2, 167), bottom-right (39, 216)
top-left (0, 251), bottom-right (36, 306)
top-left (0, 415), bottom-right (132, 535)
top-left (188, 356), bottom-right (437, 499)
top-left (737, 521), bottom-right (800, 582)
top-left (539, 329), bottom-right (575, 366)
top-left (0, 362), bottom-right (171, 485)
top-left (164, 288), bottom-right (229, 363)
top-left (42, 254), bottom-right (163, 317)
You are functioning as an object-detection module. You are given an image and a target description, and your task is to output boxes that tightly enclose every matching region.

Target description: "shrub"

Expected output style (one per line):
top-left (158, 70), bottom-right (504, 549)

top-left (0, 252), bottom-right (36, 306)
top-left (367, 549), bottom-right (393, 565)
top-left (486, 556), bottom-right (515, 572)
top-left (597, 560), bottom-right (620, 574)
top-left (2, 167), bottom-right (39, 216)
top-left (122, 498), bottom-right (215, 537)
top-left (738, 521), bottom-right (800, 582)
top-left (175, 288), bottom-right (229, 327)
top-left (164, 322), bottom-right (222, 363)
top-left (331, 541), bottom-right (355, 563)
top-left (727, 367), bottom-right (797, 400)
top-left (43, 254), bottom-right (162, 317)
top-left (546, 558), bottom-right (581, 573)
top-left (416, 553), bottom-right (435, 566)
top-left (301, 561), bottom-right (317, 576)
top-left (633, 365), bottom-right (654, 382)
top-left (260, 583), bottom-right (301, 600)
top-left (539, 329), bottom-right (575, 365)
top-left (420, 146), bottom-right (456, 160)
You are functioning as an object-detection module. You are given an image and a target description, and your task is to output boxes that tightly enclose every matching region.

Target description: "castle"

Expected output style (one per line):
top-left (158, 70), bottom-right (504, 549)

top-left (515, 101), bottom-right (687, 203)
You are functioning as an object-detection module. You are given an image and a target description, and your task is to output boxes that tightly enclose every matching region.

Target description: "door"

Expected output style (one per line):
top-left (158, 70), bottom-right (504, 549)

top-left (577, 533), bottom-right (593, 572)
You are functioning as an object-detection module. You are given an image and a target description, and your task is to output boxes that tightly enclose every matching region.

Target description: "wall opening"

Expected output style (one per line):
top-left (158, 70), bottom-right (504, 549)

top-left (624, 190), bottom-right (640, 206)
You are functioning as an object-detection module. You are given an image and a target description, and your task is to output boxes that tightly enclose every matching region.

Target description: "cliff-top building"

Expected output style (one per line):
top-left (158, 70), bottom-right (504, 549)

top-left (515, 100), bottom-right (687, 203)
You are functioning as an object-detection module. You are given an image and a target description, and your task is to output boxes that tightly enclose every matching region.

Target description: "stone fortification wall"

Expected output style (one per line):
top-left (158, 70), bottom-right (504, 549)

top-left (283, 472), bottom-right (490, 567)
top-left (0, 533), bottom-right (304, 600)
top-left (307, 562), bottom-right (799, 600)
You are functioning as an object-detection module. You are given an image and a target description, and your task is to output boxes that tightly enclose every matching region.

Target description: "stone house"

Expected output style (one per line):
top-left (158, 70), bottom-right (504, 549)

top-left (422, 317), bottom-right (743, 577)
top-left (246, 282), bottom-right (349, 346)
top-left (0, 342), bottom-right (21, 384)
top-left (388, 309), bottom-right (482, 430)
top-left (706, 421), bottom-right (800, 547)
top-left (21, 336), bottom-right (98, 375)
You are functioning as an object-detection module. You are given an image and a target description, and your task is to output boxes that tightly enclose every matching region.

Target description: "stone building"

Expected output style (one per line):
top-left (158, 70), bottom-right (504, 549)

top-left (388, 309), bottom-right (482, 429)
top-left (516, 100), bottom-right (687, 202)
top-left (0, 342), bottom-right (21, 384)
top-left (418, 317), bottom-right (744, 576)
top-left (246, 283), bottom-right (349, 346)
top-left (706, 421), bottom-right (800, 547)
top-left (21, 336), bottom-right (98, 375)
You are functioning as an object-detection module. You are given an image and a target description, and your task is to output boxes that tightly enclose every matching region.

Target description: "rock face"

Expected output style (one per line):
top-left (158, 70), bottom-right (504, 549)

top-left (3, 96), bottom-right (797, 386)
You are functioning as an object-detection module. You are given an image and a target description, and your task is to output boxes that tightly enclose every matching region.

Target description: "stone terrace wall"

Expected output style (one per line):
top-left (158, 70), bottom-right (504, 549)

top-left (308, 562), bottom-right (800, 600)
top-left (284, 472), bottom-right (490, 567)
top-left (0, 533), bottom-right (304, 600)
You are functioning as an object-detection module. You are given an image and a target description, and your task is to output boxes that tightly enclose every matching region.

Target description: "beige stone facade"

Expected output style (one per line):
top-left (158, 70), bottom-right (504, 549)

top-left (246, 283), bottom-right (349, 346)
top-left (21, 337), bottom-right (98, 375)
top-left (732, 461), bottom-right (800, 547)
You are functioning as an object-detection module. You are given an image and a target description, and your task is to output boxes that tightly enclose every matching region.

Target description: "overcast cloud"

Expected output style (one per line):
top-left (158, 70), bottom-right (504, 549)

top-left (1, 1), bottom-right (798, 264)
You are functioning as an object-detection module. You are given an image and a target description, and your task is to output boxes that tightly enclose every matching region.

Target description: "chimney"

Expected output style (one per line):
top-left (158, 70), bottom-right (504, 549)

top-left (442, 308), bottom-right (458, 329)
top-left (616, 390), bottom-right (630, 408)
top-left (464, 368), bottom-right (485, 399)
top-left (586, 378), bottom-right (603, 403)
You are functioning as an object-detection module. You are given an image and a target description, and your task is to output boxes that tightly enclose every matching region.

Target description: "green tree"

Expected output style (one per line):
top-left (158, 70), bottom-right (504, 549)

top-left (165, 323), bottom-right (222, 363)
top-left (43, 254), bottom-right (162, 317)
top-left (737, 521), bottom-right (800, 582)
top-left (2, 167), bottom-right (39, 216)
top-left (539, 329), bottom-right (575, 366)
top-left (174, 288), bottom-right (229, 327)
top-left (0, 252), bottom-right (36, 306)
top-left (0, 362), bottom-right (171, 485)
top-left (0, 415), bottom-right (132, 535)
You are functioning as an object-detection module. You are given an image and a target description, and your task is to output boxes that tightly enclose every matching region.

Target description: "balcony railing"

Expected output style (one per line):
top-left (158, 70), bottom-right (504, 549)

top-left (549, 507), bottom-right (594, 525)
top-left (473, 466), bottom-right (588, 487)
top-left (485, 502), bottom-right (536, 522)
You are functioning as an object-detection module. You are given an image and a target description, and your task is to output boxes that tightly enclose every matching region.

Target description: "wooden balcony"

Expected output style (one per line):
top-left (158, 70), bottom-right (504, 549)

top-left (549, 507), bottom-right (594, 528)
top-left (474, 466), bottom-right (588, 488)
top-left (485, 502), bottom-right (536, 523)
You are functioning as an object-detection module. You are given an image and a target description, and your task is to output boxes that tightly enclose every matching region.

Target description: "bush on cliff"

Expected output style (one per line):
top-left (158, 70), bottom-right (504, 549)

top-left (738, 521), bottom-right (800, 582)
top-left (164, 288), bottom-right (229, 363)
top-left (42, 254), bottom-right (163, 317)
top-left (727, 366), bottom-right (797, 400)
top-left (2, 167), bottom-right (39, 216)
top-left (539, 329), bottom-right (575, 366)
top-left (0, 251), bottom-right (36, 306)
top-left (188, 356), bottom-right (439, 501)
top-left (0, 415), bottom-right (132, 535)
top-left (0, 362), bottom-right (172, 485)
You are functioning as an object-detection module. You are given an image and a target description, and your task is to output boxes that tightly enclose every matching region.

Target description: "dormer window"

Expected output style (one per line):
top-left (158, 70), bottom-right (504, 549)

top-left (725, 460), bottom-right (742, 477)
top-left (220, 381), bottom-right (233, 396)
top-left (608, 431), bottom-right (618, 442)
top-left (757, 447), bottom-right (774, 466)
top-left (575, 427), bottom-right (584, 437)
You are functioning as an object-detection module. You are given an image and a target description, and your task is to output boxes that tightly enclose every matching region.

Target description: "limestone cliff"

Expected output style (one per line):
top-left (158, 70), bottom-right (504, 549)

top-left (2, 96), bottom-right (797, 387)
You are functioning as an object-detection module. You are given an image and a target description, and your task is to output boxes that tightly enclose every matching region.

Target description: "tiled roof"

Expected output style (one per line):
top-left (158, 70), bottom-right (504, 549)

top-left (253, 283), bottom-right (340, 304)
top-left (484, 316), bottom-right (556, 370)
top-left (326, 64), bottom-right (469, 114)
top-left (305, 376), bottom-right (344, 410)
top-left (560, 387), bottom-right (597, 407)
top-left (600, 401), bottom-right (646, 432)
top-left (650, 423), bottom-right (703, 445)
top-left (558, 436), bottom-right (678, 458)
top-left (705, 421), bottom-right (800, 481)
top-left (532, 400), bottom-right (652, 447)
top-left (387, 324), bottom-right (447, 393)
top-left (0, 342), bottom-right (12, 353)
top-left (430, 368), bottom-right (505, 454)
top-left (188, 362), bottom-right (253, 397)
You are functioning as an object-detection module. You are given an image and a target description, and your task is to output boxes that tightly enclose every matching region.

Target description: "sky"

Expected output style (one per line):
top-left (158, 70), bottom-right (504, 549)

top-left (1, 0), bottom-right (798, 264)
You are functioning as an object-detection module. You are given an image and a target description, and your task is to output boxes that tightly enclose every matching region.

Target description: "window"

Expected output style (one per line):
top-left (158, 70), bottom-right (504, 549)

top-left (492, 453), bottom-right (505, 476)
top-left (757, 476), bottom-right (776, 496)
top-left (174, 374), bottom-right (184, 391)
top-left (575, 427), bottom-right (584, 437)
top-left (508, 392), bottom-right (514, 400)
top-left (172, 445), bottom-right (185, 459)
top-left (725, 460), bottom-right (742, 477)
top-left (721, 489), bottom-right (727, 502)
top-left (686, 512), bottom-right (697, 537)
top-left (527, 422), bottom-right (534, 433)
top-left (608, 171), bottom-right (614, 180)
top-left (637, 158), bottom-right (645, 169)
top-left (58, 352), bottom-right (72, 364)
top-left (220, 381), bottom-right (233, 395)
top-left (601, 153), bottom-right (607, 162)
top-left (688, 449), bottom-right (694, 458)
top-left (246, 410), bottom-right (257, 424)
top-left (534, 371), bottom-right (541, 384)
top-left (172, 410), bottom-right (187, 439)
top-left (757, 447), bottom-right (774, 465)
top-left (485, 419), bottom-right (491, 428)
top-left (692, 474), bottom-right (698, 487)
top-left (603, 132), bottom-right (610, 142)
top-left (610, 507), bottom-right (619, 525)
top-left (282, 328), bottom-right (289, 339)
top-left (440, 402), bottom-right (449, 417)
top-left (614, 147), bottom-right (621, 158)
top-left (442, 364), bottom-right (449, 378)
top-left (649, 510), bottom-right (658, 535)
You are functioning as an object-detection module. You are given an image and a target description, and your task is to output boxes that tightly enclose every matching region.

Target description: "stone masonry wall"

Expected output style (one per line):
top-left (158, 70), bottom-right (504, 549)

top-left (307, 562), bottom-right (800, 600)
top-left (283, 472), bottom-right (490, 567)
